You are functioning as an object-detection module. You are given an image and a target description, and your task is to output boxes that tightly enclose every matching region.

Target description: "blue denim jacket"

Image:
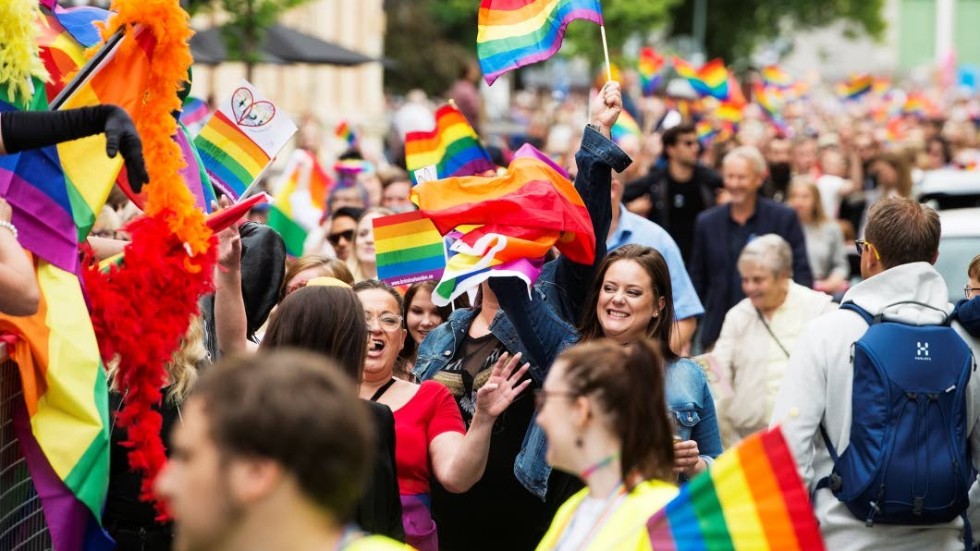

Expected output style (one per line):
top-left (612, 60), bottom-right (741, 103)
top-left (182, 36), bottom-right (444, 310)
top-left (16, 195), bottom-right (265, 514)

top-left (665, 358), bottom-right (723, 465)
top-left (414, 127), bottom-right (631, 499)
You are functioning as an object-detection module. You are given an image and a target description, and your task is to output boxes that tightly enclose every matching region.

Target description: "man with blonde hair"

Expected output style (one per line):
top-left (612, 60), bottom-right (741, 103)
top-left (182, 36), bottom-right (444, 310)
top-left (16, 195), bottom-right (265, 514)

top-left (689, 145), bottom-right (813, 350)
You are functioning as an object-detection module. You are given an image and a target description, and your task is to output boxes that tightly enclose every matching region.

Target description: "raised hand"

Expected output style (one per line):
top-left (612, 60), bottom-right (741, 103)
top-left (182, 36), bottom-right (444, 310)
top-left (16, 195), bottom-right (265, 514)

top-left (475, 352), bottom-right (532, 419)
top-left (673, 439), bottom-right (705, 477)
top-left (104, 106), bottom-right (149, 194)
top-left (590, 81), bottom-right (623, 139)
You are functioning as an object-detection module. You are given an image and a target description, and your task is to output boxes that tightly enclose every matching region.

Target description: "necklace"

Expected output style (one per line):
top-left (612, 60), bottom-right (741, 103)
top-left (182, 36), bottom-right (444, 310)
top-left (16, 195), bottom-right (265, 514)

top-left (579, 453), bottom-right (619, 480)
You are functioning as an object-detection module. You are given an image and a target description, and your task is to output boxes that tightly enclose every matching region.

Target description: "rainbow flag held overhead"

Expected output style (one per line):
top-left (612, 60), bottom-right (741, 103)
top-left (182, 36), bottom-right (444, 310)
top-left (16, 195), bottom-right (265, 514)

top-left (611, 109), bottom-right (643, 144)
top-left (696, 120), bottom-right (718, 144)
top-left (411, 143), bottom-right (593, 306)
top-left (1, 259), bottom-right (111, 551)
top-left (753, 82), bottom-right (785, 118)
top-left (647, 426), bottom-right (825, 550)
top-left (194, 81), bottom-right (297, 200)
top-left (36, 1), bottom-right (108, 99)
top-left (761, 65), bottom-right (793, 88)
top-left (673, 57), bottom-right (729, 100)
top-left (838, 74), bottom-right (873, 100)
top-left (405, 103), bottom-right (496, 185)
top-left (477, 0), bottom-right (604, 86)
top-left (335, 120), bottom-right (357, 146)
top-left (374, 210), bottom-right (448, 287)
top-left (267, 149), bottom-right (333, 256)
top-left (179, 96), bottom-right (211, 137)
top-left (639, 46), bottom-right (666, 96)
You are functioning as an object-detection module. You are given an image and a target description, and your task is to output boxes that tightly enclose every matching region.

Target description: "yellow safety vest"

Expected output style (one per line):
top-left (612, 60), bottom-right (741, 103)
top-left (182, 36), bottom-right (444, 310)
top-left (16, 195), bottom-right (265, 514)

top-left (536, 479), bottom-right (678, 551)
top-left (344, 534), bottom-right (416, 550)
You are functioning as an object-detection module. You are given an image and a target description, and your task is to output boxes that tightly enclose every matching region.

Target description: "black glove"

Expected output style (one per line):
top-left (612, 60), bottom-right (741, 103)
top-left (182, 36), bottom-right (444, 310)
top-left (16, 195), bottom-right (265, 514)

top-left (1, 105), bottom-right (149, 193)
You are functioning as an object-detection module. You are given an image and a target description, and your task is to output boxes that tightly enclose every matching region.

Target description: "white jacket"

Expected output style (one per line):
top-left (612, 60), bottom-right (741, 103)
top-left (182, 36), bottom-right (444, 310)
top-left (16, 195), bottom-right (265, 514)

top-left (771, 262), bottom-right (980, 551)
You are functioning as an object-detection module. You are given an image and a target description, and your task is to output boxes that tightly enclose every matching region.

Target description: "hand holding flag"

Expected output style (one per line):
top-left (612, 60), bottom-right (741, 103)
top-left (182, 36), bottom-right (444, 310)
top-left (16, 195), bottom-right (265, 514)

top-left (590, 81), bottom-right (623, 139)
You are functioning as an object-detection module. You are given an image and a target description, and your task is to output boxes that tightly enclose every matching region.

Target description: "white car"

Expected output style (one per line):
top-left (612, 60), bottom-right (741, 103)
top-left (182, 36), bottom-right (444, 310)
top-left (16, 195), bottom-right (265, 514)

top-left (935, 208), bottom-right (980, 304)
top-left (917, 170), bottom-right (980, 211)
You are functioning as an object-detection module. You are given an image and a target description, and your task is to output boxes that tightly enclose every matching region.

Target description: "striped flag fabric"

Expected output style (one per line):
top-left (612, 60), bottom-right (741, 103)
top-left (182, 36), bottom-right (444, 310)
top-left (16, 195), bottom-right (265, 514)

top-left (36, 1), bottom-right (108, 99)
top-left (335, 120), bottom-right (357, 146)
top-left (194, 81), bottom-right (297, 200)
top-left (411, 143), bottom-right (593, 306)
top-left (266, 149), bottom-right (333, 256)
top-left (477, 0), bottom-right (604, 86)
top-left (611, 109), bottom-right (643, 144)
top-left (373, 211), bottom-right (447, 287)
top-left (639, 46), bottom-right (666, 96)
top-left (179, 96), bottom-right (211, 137)
top-left (673, 57), bottom-right (730, 100)
top-left (647, 426), bottom-right (825, 550)
top-left (405, 103), bottom-right (496, 184)
top-left (0, 259), bottom-right (111, 551)
top-left (176, 123), bottom-right (217, 214)
top-left (838, 74), bottom-right (873, 100)
top-left (761, 65), bottom-right (793, 88)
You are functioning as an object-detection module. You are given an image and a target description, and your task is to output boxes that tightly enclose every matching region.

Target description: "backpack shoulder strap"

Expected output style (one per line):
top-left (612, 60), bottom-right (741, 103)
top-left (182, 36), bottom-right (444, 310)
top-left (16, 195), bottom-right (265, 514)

top-left (840, 301), bottom-right (874, 325)
top-left (815, 423), bottom-right (843, 493)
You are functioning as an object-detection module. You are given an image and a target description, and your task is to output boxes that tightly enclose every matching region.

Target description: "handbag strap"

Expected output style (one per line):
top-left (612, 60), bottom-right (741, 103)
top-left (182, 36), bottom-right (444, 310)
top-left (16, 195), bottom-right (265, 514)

top-left (756, 308), bottom-right (791, 359)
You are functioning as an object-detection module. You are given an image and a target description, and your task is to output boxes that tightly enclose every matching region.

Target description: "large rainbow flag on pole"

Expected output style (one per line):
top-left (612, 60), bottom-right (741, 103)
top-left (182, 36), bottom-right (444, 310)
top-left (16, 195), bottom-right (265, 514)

top-left (411, 144), bottom-right (593, 305)
top-left (405, 103), bottom-right (496, 185)
top-left (477, 0), bottom-right (604, 86)
top-left (647, 426), bottom-right (825, 550)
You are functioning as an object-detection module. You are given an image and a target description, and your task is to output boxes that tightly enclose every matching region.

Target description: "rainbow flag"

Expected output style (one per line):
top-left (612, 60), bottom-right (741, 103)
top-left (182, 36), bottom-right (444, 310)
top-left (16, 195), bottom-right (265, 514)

top-left (611, 109), bottom-right (643, 144)
top-left (405, 103), bottom-right (496, 184)
top-left (761, 65), bottom-right (793, 88)
top-left (477, 0), bottom-right (604, 86)
top-left (0, 81), bottom-right (79, 273)
top-left (753, 82), bottom-right (784, 118)
top-left (839, 74), bottom-right (873, 100)
top-left (51, 21), bottom-right (158, 239)
top-left (335, 120), bottom-right (357, 146)
top-left (176, 123), bottom-right (217, 214)
top-left (696, 120), bottom-right (717, 144)
top-left (179, 96), bottom-right (211, 137)
top-left (36, 1), bottom-right (107, 99)
top-left (0, 259), bottom-right (111, 551)
top-left (647, 426), bottom-right (825, 550)
top-left (673, 57), bottom-right (729, 100)
top-left (715, 102), bottom-right (743, 123)
top-left (267, 149), bottom-right (333, 256)
top-left (194, 81), bottom-right (298, 200)
top-left (374, 211), bottom-right (447, 286)
top-left (411, 143), bottom-right (593, 305)
top-left (639, 46), bottom-right (665, 96)
top-left (902, 93), bottom-right (933, 118)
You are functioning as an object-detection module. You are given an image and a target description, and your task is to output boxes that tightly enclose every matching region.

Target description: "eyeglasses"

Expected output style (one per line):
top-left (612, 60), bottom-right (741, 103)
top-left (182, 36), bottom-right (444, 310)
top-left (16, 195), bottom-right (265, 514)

top-left (366, 314), bottom-right (403, 331)
top-left (533, 389), bottom-right (578, 410)
top-left (327, 229), bottom-right (354, 246)
top-left (854, 240), bottom-right (880, 259)
top-left (965, 285), bottom-right (980, 299)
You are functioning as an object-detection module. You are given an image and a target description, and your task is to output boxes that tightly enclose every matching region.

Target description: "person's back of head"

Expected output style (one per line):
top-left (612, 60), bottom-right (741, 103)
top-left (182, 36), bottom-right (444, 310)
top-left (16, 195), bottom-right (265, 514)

top-left (156, 350), bottom-right (373, 549)
top-left (864, 197), bottom-right (940, 270)
top-left (262, 286), bottom-right (367, 383)
top-left (557, 338), bottom-right (675, 486)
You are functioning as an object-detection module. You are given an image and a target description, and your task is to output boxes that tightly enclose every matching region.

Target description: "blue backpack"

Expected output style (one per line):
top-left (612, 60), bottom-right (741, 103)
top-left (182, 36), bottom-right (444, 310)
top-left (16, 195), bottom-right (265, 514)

top-left (818, 301), bottom-right (976, 526)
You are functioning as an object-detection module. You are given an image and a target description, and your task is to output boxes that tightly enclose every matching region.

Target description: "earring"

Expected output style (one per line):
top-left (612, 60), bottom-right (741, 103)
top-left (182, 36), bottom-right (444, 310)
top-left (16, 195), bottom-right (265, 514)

top-left (575, 436), bottom-right (584, 448)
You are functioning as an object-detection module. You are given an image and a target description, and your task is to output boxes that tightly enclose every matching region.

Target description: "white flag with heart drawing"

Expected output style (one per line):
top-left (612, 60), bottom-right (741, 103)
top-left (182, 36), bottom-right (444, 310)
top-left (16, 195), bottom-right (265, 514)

top-left (194, 80), bottom-right (298, 201)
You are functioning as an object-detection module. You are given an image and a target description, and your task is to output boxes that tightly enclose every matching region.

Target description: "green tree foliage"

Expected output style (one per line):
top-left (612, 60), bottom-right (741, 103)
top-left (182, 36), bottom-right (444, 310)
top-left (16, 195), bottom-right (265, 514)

top-left (667, 0), bottom-right (886, 61)
top-left (562, 0), bottom-right (681, 61)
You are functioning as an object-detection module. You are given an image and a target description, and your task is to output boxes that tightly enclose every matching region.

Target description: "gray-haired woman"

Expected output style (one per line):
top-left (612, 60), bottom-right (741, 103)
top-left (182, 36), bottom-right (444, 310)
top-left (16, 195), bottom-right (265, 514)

top-left (710, 234), bottom-right (835, 444)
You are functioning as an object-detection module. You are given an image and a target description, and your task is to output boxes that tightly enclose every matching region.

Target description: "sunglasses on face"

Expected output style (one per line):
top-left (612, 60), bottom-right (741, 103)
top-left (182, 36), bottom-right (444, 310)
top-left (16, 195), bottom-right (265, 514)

top-left (328, 229), bottom-right (355, 246)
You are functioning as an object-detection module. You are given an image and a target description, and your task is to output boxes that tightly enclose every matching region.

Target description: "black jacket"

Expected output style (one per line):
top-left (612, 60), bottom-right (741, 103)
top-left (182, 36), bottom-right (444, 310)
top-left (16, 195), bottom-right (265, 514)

top-left (358, 401), bottom-right (404, 541)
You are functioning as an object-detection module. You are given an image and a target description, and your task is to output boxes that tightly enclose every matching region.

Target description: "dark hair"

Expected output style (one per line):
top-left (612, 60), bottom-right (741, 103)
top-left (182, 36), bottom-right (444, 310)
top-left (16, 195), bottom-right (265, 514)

top-left (353, 279), bottom-right (404, 310)
top-left (193, 349), bottom-right (373, 519)
top-left (398, 281), bottom-right (470, 361)
top-left (332, 206), bottom-right (365, 224)
top-left (579, 245), bottom-right (677, 362)
top-left (558, 338), bottom-right (675, 487)
top-left (261, 286), bottom-right (366, 384)
top-left (865, 197), bottom-right (941, 269)
top-left (927, 136), bottom-right (953, 165)
top-left (661, 123), bottom-right (697, 151)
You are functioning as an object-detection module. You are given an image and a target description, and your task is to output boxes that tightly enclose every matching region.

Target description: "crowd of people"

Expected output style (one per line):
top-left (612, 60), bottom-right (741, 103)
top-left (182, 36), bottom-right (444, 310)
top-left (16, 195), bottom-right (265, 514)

top-left (4, 61), bottom-right (980, 551)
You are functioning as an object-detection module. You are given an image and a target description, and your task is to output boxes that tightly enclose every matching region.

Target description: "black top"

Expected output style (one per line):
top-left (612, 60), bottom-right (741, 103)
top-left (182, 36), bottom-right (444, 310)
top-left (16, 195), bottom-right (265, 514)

top-left (430, 334), bottom-right (581, 551)
top-left (358, 400), bottom-right (405, 541)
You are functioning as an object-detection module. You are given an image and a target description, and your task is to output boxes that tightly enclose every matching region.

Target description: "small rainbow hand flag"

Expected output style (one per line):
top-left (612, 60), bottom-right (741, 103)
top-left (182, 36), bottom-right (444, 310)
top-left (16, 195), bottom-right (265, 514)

top-left (639, 46), bottom-right (666, 96)
top-left (673, 57), bottom-right (730, 100)
top-left (611, 109), bottom-right (643, 144)
top-left (374, 210), bottom-right (447, 287)
top-left (696, 120), bottom-right (717, 145)
top-left (838, 73), bottom-right (873, 100)
top-left (267, 149), bottom-right (333, 256)
top-left (194, 81), bottom-right (297, 200)
top-left (335, 120), bottom-right (357, 146)
top-left (180, 96), bottom-right (211, 137)
top-left (405, 103), bottom-right (496, 184)
top-left (647, 426), bottom-right (825, 550)
top-left (753, 82), bottom-right (785, 118)
top-left (477, 0), bottom-right (604, 86)
top-left (761, 65), bottom-right (793, 88)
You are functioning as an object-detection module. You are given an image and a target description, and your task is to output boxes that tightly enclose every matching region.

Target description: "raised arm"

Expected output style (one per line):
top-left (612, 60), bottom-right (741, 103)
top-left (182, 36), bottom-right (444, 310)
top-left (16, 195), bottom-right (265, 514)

top-left (213, 225), bottom-right (248, 356)
top-left (489, 276), bottom-right (579, 373)
top-left (429, 353), bottom-right (531, 492)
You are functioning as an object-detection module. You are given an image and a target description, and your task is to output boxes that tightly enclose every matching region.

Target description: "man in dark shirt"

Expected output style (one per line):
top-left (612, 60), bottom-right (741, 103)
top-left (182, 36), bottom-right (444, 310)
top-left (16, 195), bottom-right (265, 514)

top-left (689, 145), bottom-right (813, 350)
top-left (623, 123), bottom-right (722, 261)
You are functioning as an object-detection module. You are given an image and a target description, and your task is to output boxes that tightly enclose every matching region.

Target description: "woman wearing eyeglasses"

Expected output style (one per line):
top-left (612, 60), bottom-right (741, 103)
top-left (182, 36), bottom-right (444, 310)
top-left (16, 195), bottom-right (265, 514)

top-left (534, 338), bottom-right (678, 550)
top-left (353, 280), bottom-right (529, 551)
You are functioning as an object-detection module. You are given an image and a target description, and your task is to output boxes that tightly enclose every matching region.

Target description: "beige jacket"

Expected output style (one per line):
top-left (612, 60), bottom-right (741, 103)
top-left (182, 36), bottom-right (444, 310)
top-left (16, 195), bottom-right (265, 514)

top-left (711, 281), bottom-right (834, 442)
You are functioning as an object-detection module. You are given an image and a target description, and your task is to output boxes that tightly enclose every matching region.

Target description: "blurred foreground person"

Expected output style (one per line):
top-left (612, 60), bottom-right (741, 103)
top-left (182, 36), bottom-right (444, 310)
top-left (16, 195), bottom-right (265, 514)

top-left (155, 350), bottom-right (411, 551)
